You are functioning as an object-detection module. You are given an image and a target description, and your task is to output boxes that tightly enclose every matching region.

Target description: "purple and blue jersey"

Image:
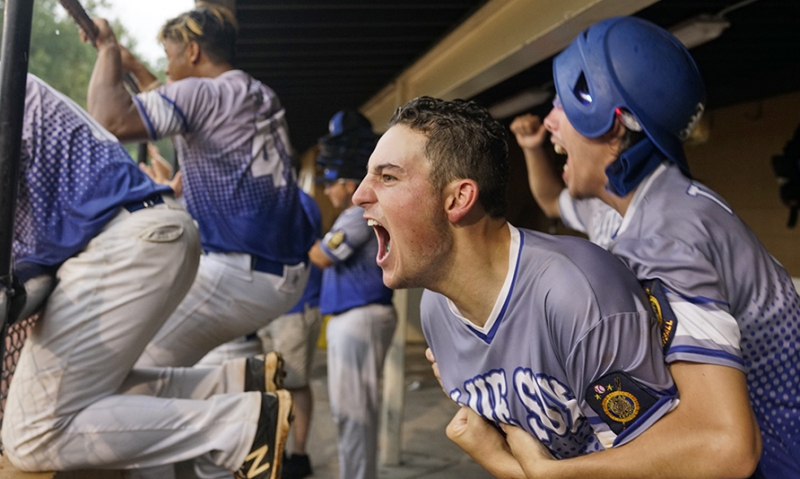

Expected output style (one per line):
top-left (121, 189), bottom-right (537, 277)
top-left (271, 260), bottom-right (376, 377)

top-left (13, 74), bottom-right (169, 268)
top-left (133, 70), bottom-right (315, 265)
top-left (287, 191), bottom-right (323, 314)
top-left (562, 162), bottom-right (800, 477)
top-left (422, 224), bottom-right (678, 458)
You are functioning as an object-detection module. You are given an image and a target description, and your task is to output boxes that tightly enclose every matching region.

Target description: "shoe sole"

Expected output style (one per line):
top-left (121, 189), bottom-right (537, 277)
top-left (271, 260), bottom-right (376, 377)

top-left (264, 352), bottom-right (284, 393)
top-left (271, 390), bottom-right (294, 479)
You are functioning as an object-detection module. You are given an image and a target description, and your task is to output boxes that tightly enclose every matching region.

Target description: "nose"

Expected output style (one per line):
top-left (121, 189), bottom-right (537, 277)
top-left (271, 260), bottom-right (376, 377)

top-left (352, 176), bottom-right (373, 207)
top-left (543, 107), bottom-right (561, 134)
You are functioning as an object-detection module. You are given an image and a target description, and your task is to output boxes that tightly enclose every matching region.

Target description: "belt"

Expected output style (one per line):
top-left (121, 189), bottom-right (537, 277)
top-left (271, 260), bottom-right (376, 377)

top-left (124, 193), bottom-right (165, 213)
top-left (251, 255), bottom-right (285, 276)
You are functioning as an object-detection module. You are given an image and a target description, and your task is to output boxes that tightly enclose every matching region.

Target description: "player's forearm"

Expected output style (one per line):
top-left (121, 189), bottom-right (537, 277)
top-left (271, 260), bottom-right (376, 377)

top-left (519, 364), bottom-right (761, 479)
top-left (472, 452), bottom-right (526, 479)
top-left (88, 43), bottom-right (146, 142)
top-left (522, 147), bottom-right (562, 218)
top-left (126, 59), bottom-right (159, 92)
top-left (308, 241), bottom-right (333, 269)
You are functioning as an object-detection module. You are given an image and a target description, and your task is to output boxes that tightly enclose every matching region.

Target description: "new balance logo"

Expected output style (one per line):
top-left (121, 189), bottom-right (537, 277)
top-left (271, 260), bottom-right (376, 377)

top-left (244, 444), bottom-right (271, 477)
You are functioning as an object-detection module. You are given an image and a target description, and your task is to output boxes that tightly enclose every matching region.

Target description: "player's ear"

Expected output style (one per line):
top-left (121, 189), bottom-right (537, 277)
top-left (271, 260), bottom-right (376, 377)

top-left (603, 116), bottom-right (627, 142)
top-left (445, 179), bottom-right (478, 223)
top-left (187, 41), bottom-right (202, 64)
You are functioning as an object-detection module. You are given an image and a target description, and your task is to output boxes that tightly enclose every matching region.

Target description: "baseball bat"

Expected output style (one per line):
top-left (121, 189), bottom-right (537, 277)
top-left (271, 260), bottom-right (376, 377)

top-left (57, 0), bottom-right (98, 45)
top-left (57, 0), bottom-right (141, 94)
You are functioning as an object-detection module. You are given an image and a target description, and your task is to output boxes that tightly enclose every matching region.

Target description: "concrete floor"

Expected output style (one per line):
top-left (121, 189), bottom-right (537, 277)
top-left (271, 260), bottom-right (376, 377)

top-left (299, 342), bottom-right (493, 479)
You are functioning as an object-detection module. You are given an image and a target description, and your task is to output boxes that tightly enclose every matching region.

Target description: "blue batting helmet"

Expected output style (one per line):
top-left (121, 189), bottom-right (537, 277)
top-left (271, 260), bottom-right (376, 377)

top-left (553, 16), bottom-right (706, 171)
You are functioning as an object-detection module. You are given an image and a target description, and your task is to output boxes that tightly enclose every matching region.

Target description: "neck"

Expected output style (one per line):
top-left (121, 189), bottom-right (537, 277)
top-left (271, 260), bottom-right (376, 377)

top-left (598, 187), bottom-right (636, 216)
top-left (434, 218), bottom-right (510, 328)
top-left (196, 61), bottom-right (234, 78)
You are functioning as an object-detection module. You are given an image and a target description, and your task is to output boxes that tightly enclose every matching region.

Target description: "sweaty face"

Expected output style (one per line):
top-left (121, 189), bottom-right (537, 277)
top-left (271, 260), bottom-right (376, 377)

top-left (544, 105), bottom-right (613, 199)
top-left (352, 125), bottom-right (453, 290)
top-left (163, 40), bottom-right (192, 82)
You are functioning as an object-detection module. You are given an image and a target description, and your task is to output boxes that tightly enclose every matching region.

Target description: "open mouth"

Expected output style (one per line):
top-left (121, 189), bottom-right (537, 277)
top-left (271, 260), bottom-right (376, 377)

top-left (367, 219), bottom-right (391, 264)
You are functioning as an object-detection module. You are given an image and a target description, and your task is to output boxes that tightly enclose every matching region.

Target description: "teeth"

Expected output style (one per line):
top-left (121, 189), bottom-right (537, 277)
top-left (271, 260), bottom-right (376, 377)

top-left (554, 144), bottom-right (566, 155)
top-left (367, 219), bottom-right (380, 226)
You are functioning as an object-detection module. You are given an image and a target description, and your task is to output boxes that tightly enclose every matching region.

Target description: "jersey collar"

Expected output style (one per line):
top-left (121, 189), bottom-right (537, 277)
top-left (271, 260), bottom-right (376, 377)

top-left (446, 223), bottom-right (522, 343)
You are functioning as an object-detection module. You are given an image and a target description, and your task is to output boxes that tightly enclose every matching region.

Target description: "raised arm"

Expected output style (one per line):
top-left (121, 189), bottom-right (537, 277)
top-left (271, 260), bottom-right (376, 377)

top-left (509, 114), bottom-right (563, 218)
top-left (505, 362), bottom-right (761, 479)
top-left (87, 18), bottom-right (149, 143)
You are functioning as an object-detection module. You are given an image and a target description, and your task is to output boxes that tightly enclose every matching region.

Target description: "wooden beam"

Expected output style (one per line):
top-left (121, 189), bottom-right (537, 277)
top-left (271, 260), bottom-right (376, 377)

top-left (361, 0), bottom-right (659, 130)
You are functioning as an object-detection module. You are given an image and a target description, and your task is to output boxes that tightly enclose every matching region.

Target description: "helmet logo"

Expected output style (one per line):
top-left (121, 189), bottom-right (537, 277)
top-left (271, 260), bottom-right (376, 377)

top-left (679, 102), bottom-right (705, 141)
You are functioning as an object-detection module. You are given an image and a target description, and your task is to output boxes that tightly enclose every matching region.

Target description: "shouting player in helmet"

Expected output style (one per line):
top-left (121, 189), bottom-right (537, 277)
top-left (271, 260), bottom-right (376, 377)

top-left (504, 15), bottom-right (799, 479)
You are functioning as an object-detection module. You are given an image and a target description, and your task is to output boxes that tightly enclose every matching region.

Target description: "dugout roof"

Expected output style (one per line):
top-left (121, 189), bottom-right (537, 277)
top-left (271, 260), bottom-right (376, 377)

top-left (222, 0), bottom-right (800, 153)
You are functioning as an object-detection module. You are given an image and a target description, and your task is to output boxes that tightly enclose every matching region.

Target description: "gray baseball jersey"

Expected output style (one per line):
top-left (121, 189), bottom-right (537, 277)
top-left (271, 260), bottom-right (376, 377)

top-left (558, 189), bottom-right (621, 248)
top-left (421, 224), bottom-right (678, 459)
top-left (566, 163), bottom-right (800, 477)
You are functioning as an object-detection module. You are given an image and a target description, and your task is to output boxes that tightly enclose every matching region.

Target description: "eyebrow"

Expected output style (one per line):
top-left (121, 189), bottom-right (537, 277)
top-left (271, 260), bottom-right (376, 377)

top-left (372, 163), bottom-right (405, 175)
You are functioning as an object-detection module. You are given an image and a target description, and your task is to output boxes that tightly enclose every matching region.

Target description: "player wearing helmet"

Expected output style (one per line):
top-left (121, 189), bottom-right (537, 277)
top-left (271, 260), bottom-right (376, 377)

top-left (309, 110), bottom-right (397, 479)
top-left (504, 15), bottom-right (798, 479)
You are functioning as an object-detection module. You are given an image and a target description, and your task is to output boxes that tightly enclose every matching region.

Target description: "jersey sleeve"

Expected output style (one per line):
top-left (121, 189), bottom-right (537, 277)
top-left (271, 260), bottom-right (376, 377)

top-left (541, 261), bottom-right (678, 450)
top-left (564, 311), bottom-right (679, 449)
top-left (557, 189), bottom-right (588, 234)
top-left (615, 237), bottom-right (743, 370)
top-left (319, 208), bottom-right (373, 263)
top-left (558, 191), bottom-right (622, 247)
top-left (133, 78), bottom-right (213, 140)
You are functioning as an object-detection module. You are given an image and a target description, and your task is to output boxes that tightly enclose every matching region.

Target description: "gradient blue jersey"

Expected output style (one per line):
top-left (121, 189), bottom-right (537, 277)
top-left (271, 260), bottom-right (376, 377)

top-left (134, 70), bottom-right (315, 265)
top-left (287, 191), bottom-right (323, 314)
top-left (564, 163), bottom-right (800, 477)
top-left (319, 206), bottom-right (393, 315)
top-left (422, 224), bottom-right (678, 459)
top-left (14, 75), bottom-right (169, 268)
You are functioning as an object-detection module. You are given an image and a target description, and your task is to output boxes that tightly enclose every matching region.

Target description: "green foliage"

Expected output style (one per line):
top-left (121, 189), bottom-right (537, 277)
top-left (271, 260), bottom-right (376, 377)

top-left (0, 0), bottom-right (163, 108)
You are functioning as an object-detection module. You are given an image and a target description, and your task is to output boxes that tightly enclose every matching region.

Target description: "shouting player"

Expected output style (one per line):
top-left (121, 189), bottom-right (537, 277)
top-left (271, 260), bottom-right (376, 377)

top-left (509, 16), bottom-right (797, 479)
top-left (352, 97), bottom-right (680, 477)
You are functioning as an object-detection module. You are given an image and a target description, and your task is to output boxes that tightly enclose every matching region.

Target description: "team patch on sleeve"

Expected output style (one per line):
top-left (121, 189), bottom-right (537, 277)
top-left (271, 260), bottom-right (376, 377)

top-left (326, 231), bottom-right (345, 249)
top-left (643, 278), bottom-right (677, 353)
top-left (322, 230), bottom-right (354, 261)
top-left (585, 372), bottom-right (658, 435)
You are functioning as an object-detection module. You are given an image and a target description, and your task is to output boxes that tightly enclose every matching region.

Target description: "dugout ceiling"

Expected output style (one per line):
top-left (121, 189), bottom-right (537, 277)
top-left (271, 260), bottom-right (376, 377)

top-left (222, 0), bottom-right (800, 153)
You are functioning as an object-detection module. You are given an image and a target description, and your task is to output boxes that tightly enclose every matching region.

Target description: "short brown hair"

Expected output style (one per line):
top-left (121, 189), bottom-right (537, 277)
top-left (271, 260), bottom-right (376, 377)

top-left (390, 97), bottom-right (509, 218)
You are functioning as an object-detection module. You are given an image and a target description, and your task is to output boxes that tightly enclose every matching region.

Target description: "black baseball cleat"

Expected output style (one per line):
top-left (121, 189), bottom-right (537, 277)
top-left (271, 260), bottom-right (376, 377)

top-left (236, 390), bottom-right (294, 479)
top-left (245, 352), bottom-right (285, 393)
top-left (281, 453), bottom-right (313, 479)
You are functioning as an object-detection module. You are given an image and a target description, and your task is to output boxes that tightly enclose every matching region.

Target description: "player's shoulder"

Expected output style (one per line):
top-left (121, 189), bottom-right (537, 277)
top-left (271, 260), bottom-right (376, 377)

top-left (519, 228), bottom-right (620, 271)
top-left (518, 228), bottom-right (643, 298)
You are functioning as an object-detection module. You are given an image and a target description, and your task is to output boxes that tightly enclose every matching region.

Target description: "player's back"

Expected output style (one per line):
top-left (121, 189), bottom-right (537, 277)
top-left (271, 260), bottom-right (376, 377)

top-left (135, 70), bottom-right (314, 263)
top-left (610, 162), bottom-right (800, 477)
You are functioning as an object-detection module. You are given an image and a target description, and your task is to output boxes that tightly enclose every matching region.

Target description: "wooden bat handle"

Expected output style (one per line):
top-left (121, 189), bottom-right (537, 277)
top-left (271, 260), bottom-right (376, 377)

top-left (57, 0), bottom-right (98, 44)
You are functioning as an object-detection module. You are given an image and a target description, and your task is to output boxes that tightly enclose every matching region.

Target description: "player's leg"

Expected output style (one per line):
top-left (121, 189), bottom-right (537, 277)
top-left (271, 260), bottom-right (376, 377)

top-left (1, 204), bottom-right (201, 469)
top-left (196, 334), bottom-right (264, 367)
top-left (135, 253), bottom-right (308, 368)
top-left (119, 353), bottom-right (278, 399)
top-left (260, 306), bottom-right (322, 478)
top-left (325, 304), bottom-right (397, 479)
